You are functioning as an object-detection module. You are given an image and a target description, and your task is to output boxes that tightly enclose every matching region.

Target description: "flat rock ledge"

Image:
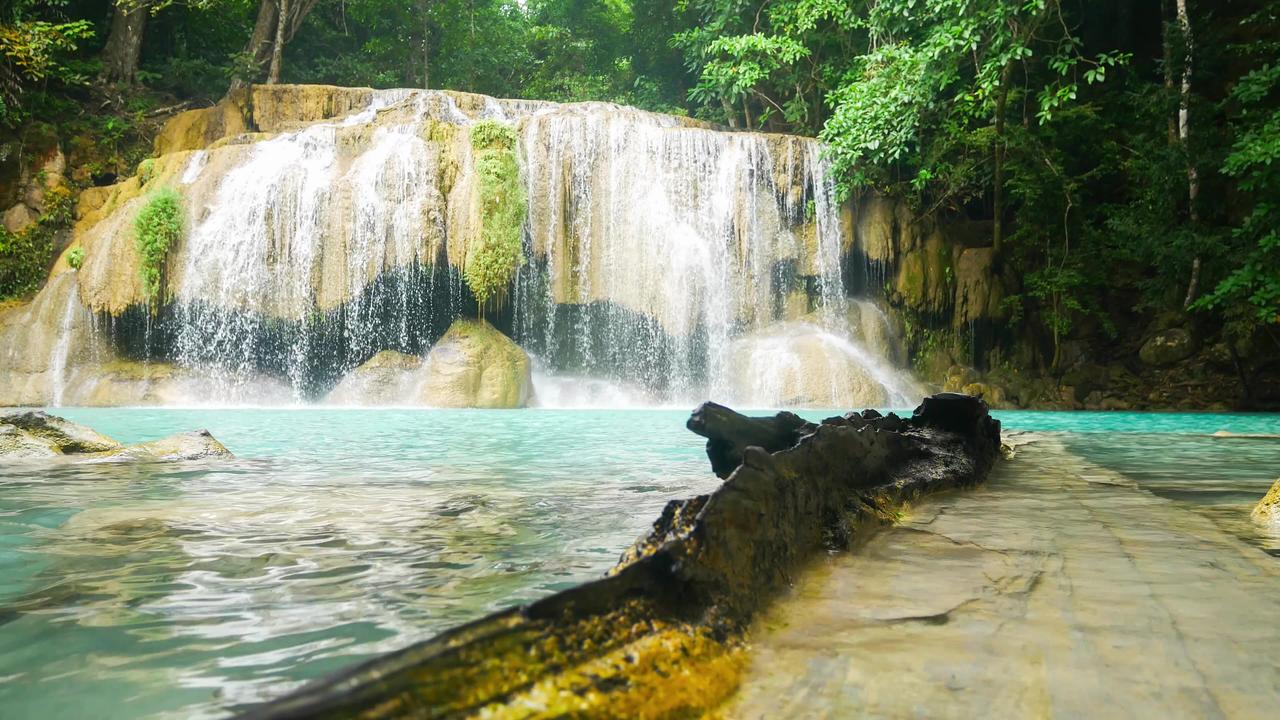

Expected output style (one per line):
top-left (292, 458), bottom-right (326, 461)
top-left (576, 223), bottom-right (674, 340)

top-left (238, 393), bottom-right (1000, 720)
top-left (0, 411), bottom-right (233, 461)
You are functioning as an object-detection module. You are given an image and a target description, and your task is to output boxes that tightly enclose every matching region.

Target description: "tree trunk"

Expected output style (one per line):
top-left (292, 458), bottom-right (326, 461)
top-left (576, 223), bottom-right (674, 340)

top-left (1161, 0), bottom-right (1178, 144)
top-left (230, 0), bottom-right (279, 90)
top-left (992, 64), bottom-right (1013, 257)
top-left (100, 2), bottom-right (148, 86)
top-left (1177, 0), bottom-right (1201, 309)
top-left (721, 97), bottom-right (739, 129)
top-left (268, 0), bottom-right (289, 84)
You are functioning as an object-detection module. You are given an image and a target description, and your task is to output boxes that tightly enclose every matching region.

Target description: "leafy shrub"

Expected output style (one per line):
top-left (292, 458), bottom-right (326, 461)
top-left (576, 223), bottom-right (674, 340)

top-left (133, 188), bottom-right (183, 301)
top-left (464, 121), bottom-right (525, 309)
top-left (66, 246), bottom-right (83, 270)
top-left (0, 184), bottom-right (74, 299)
top-left (469, 120), bottom-right (518, 152)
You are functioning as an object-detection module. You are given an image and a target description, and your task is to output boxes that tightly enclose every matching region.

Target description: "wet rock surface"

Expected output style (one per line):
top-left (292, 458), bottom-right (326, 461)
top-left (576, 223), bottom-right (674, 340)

top-left (235, 393), bottom-right (999, 720)
top-left (0, 411), bottom-right (233, 461)
top-left (726, 436), bottom-right (1280, 719)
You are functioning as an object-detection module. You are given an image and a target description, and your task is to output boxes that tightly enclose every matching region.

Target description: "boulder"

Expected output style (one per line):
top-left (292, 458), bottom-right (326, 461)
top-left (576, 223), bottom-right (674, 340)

top-left (728, 322), bottom-right (890, 407)
top-left (3, 203), bottom-right (36, 233)
top-left (1252, 478), bottom-right (1280, 528)
top-left (1, 411), bottom-right (119, 455)
top-left (96, 430), bottom-right (233, 462)
top-left (0, 411), bottom-right (233, 461)
top-left (326, 350), bottom-right (423, 405)
top-left (1139, 328), bottom-right (1196, 366)
top-left (418, 319), bottom-right (532, 408)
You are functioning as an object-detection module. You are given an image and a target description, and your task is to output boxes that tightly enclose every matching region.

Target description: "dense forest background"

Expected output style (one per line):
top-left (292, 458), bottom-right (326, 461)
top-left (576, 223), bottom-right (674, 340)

top-left (2, 0), bottom-right (1278, 405)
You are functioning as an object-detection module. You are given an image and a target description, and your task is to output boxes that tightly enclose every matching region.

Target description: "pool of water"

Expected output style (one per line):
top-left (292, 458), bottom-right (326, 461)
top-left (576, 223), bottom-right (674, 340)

top-left (1, 408), bottom-right (1278, 719)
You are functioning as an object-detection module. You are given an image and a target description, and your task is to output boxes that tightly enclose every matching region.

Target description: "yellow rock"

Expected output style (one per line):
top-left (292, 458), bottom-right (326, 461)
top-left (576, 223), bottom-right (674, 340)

top-left (418, 319), bottom-right (532, 408)
top-left (1252, 478), bottom-right (1280, 528)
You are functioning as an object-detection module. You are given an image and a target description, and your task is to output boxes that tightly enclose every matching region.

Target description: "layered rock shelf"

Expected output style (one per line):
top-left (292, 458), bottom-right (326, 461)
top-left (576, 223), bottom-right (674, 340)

top-left (236, 393), bottom-right (1000, 719)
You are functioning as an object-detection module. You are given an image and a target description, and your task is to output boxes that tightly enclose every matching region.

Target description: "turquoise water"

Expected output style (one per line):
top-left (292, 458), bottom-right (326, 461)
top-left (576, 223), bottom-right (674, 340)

top-left (1, 408), bottom-right (1278, 719)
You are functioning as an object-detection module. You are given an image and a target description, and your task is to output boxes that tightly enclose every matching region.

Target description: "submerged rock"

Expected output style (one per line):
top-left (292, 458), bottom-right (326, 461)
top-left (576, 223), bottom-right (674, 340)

top-left (1253, 478), bottom-right (1280, 528)
top-left (418, 319), bottom-right (532, 408)
top-left (94, 430), bottom-right (233, 462)
top-left (236, 394), bottom-right (999, 720)
top-left (0, 411), bottom-right (233, 461)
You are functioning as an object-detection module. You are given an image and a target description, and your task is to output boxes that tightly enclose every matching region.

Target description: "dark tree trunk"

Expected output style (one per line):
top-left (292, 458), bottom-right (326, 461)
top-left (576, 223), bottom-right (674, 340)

top-left (992, 63), bottom-right (1013, 257)
top-left (100, 3), bottom-right (148, 86)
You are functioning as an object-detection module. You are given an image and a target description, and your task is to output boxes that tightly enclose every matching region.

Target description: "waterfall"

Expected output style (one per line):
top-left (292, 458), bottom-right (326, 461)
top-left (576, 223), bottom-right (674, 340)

top-left (3, 88), bottom-right (920, 408)
top-left (47, 277), bottom-right (81, 407)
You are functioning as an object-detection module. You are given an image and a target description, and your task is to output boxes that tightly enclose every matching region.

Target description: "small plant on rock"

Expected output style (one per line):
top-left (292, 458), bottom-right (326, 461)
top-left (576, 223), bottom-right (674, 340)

top-left (66, 246), bottom-right (84, 270)
top-left (133, 187), bottom-right (183, 302)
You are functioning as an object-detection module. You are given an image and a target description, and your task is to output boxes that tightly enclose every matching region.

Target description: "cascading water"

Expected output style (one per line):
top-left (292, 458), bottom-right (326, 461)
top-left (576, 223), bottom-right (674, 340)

top-left (1, 87), bottom-right (921, 408)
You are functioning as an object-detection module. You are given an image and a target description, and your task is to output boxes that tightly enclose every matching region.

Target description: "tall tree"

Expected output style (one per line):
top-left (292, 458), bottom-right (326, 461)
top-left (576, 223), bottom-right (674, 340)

top-left (1175, 0), bottom-right (1201, 308)
top-left (231, 0), bottom-right (319, 88)
top-left (100, 1), bottom-right (149, 86)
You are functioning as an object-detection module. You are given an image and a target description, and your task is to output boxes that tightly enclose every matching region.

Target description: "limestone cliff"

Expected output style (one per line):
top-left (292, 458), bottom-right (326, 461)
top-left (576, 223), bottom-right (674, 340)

top-left (1, 84), bottom-right (913, 408)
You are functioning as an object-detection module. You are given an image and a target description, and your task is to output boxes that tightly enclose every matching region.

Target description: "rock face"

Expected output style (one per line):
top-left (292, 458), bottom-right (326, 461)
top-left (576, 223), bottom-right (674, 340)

top-left (418, 320), bottom-right (532, 408)
top-left (0, 83), bottom-right (901, 407)
top-left (325, 350), bottom-right (423, 405)
top-left (0, 411), bottom-right (233, 461)
top-left (1140, 328), bottom-right (1196, 366)
top-left (1253, 478), bottom-right (1280, 528)
top-left (235, 394), bottom-right (1000, 720)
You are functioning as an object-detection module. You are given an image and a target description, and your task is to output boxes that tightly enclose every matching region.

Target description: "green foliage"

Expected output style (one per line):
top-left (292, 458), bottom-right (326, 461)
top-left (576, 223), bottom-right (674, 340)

top-left (0, 4), bottom-right (94, 127)
top-left (66, 245), bottom-right (84, 270)
top-left (469, 119), bottom-right (517, 151)
top-left (0, 184), bottom-right (73, 300)
top-left (133, 187), bottom-right (183, 301)
top-left (464, 122), bottom-right (526, 309)
top-left (1193, 58), bottom-right (1280, 333)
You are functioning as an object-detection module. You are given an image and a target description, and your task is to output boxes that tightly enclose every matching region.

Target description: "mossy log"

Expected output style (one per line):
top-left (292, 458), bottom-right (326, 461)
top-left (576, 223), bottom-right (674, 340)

top-left (237, 393), bottom-right (1001, 720)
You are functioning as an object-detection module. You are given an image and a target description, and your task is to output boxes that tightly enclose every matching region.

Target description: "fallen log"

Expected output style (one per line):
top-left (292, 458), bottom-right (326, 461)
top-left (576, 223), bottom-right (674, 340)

top-left (686, 401), bottom-right (815, 479)
top-left (236, 393), bottom-right (1001, 720)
